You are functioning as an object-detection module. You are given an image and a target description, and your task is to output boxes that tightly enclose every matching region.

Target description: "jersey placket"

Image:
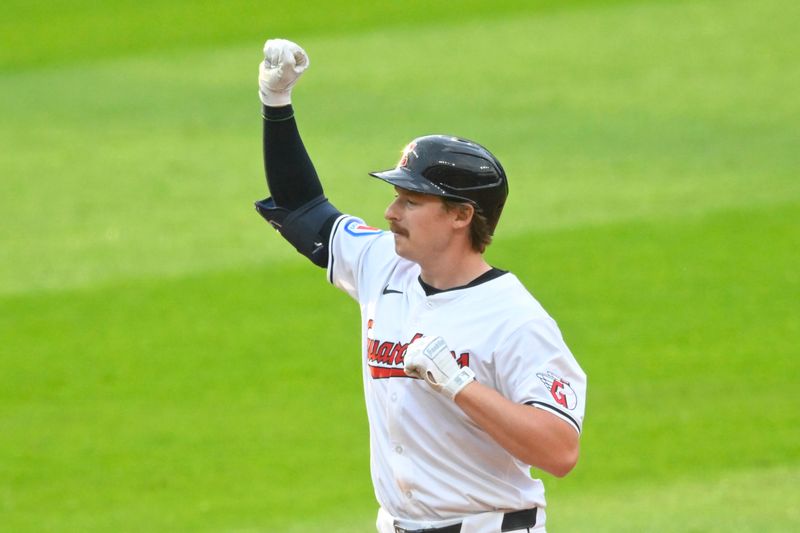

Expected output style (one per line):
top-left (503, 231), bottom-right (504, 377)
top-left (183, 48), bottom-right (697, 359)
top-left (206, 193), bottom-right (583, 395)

top-left (386, 381), bottom-right (418, 505)
top-left (386, 286), bottom-right (428, 507)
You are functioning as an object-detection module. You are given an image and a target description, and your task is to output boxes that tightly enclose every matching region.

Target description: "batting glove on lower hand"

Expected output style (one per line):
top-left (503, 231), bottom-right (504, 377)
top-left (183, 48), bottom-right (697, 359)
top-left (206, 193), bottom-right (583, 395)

top-left (404, 336), bottom-right (476, 400)
top-left (259, 38), bottom-right (310, 107)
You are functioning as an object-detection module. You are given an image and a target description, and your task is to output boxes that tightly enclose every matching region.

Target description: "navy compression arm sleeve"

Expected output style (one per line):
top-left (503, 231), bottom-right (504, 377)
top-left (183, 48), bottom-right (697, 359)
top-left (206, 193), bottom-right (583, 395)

top-left (262, 105), bottom-right (323, 210)
top-left (260, 104), bottom-right (338, 261)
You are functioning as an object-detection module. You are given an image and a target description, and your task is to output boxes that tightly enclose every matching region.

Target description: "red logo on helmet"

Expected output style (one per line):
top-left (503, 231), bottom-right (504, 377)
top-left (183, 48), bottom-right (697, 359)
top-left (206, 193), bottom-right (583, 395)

top-left (398, 142), bottom-right (417, 168)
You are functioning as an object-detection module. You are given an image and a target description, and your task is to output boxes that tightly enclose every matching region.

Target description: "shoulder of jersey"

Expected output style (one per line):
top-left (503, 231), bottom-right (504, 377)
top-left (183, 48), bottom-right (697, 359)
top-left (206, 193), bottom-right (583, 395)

top-left (487, 273), bottom-right (548, 315)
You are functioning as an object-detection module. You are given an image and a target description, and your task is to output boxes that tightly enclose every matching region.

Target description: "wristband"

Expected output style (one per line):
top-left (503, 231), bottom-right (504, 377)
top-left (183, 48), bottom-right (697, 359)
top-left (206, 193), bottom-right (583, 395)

top-left (444, 366), bottom-right (476, 400)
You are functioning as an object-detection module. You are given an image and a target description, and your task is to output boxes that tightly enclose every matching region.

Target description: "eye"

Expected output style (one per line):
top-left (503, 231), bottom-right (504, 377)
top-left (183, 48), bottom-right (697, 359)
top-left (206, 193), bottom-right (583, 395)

top-left (394, 193), bottom-right (416, 206)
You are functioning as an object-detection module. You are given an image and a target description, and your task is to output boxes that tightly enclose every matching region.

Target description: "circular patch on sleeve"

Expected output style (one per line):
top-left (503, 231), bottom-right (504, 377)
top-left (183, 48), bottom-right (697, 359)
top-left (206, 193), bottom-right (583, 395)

top-left (344, 219), bottom-right (383, 236)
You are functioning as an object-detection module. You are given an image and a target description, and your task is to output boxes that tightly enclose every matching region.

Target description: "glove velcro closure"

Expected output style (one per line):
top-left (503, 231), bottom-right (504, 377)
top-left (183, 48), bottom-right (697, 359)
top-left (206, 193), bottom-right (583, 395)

top-left (444, 366), bottom-right (476, 400)
top-left (254, 195), bottom-right (341, 267)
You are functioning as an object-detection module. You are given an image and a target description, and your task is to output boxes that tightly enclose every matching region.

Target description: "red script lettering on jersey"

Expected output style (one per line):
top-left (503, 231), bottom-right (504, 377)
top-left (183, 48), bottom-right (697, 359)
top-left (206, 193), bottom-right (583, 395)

top-left (366, 319), bottom-right (470, 379)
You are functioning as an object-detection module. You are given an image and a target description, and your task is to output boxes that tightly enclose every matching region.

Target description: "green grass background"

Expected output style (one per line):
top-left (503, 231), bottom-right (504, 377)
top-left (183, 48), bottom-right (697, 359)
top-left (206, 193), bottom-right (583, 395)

top-left (2, 0), bottom-right (798, 531)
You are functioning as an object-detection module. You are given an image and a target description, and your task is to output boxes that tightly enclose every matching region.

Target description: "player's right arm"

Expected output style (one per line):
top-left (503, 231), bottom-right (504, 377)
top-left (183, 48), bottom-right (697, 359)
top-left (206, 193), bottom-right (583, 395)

top-left (254, 39), bottom-right (342, 268)
top-left (405, 327), bottom-right (586, 477)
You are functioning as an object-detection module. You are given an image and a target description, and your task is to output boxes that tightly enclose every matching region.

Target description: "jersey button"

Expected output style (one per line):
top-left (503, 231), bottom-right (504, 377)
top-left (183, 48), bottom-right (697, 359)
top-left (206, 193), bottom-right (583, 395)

top-left (405, 491), bottom-right (413, 499)
top-left (395, 445), bottom-right (403, 454)
top-left (391, 393), bottom-right (398, 402)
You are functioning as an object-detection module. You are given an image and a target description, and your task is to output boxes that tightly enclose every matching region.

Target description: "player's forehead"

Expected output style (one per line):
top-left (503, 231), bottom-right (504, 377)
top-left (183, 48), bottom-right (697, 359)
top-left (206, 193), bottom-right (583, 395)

top-left (393, 186), bottom-right (441, 203)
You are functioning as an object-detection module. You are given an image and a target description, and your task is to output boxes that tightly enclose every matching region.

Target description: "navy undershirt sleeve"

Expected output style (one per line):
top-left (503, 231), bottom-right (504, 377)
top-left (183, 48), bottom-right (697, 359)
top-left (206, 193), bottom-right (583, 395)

top-left (262, 104), bottom-right (324, 210)
top-left (262, 104), bottom-right (337, 242)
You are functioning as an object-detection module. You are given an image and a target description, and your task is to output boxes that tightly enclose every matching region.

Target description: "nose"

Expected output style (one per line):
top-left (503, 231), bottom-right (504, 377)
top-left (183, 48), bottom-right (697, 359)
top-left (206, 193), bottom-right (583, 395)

top-left (385, 197), bottom-right (400, 221)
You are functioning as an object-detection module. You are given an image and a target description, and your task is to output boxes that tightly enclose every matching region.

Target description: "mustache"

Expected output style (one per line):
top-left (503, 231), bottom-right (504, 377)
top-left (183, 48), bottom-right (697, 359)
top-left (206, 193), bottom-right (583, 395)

top-left (389, 223), bottom-right (409, 237)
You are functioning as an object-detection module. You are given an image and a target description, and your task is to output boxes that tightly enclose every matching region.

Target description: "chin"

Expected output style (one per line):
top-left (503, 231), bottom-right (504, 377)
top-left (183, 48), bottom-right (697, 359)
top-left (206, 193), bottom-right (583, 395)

top-left (392, 235), bottom-right (412, 260)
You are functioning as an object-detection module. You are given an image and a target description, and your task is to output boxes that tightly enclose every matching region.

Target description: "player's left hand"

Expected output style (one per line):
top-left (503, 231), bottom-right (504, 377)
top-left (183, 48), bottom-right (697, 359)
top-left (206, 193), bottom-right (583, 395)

top-left (404, 336), bottom-right (476, 400)
top-left (258, 38), bottom-right (310, 107)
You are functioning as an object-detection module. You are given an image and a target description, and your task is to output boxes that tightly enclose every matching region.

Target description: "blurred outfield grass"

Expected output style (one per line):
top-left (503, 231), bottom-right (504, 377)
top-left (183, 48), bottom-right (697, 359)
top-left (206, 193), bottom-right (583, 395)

top-left (1, 0), bottom-right (799, 531)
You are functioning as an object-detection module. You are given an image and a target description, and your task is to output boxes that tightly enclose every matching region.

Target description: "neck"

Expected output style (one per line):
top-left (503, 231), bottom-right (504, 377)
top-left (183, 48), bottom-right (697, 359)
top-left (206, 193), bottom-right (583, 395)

top-left (418, 249), bottom-right (491, 291)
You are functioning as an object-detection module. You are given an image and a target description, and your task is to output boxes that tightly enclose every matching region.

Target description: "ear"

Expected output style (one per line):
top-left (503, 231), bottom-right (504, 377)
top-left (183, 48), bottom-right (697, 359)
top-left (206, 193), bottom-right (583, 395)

top-left (451, 203), bottom-right (474, 230)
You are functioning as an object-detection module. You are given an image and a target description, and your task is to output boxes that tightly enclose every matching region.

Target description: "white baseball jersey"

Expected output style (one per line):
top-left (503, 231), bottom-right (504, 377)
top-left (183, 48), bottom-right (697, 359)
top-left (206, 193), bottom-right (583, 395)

top-left (327, 215), bottom-right (587, 521)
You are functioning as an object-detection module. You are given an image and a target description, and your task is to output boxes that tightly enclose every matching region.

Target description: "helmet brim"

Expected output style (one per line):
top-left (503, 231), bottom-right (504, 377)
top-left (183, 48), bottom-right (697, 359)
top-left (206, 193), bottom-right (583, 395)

top-left (369, 167), bottom-right (475, 204)
top-left (369, 167), bottom-right (446, 195)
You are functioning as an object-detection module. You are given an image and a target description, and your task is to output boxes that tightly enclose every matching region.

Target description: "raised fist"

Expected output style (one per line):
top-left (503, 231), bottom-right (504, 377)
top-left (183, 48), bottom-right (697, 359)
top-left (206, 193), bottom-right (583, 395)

top-left (258, 38), bottom-right (310, 107)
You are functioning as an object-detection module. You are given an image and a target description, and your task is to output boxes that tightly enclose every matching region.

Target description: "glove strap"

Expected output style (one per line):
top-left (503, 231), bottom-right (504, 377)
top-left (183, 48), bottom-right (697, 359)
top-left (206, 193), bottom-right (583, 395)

top-left (444, 367), bottom-right (476, 400)
top-left (260, 88), bottom-right (292, 107)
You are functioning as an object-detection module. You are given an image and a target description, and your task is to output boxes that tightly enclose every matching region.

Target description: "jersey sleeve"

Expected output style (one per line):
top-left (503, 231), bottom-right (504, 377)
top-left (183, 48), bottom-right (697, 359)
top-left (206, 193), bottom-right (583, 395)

top-left (326, 215), bottom-right (398, 301)
top-left (495, 318), bottom-right (587, 434)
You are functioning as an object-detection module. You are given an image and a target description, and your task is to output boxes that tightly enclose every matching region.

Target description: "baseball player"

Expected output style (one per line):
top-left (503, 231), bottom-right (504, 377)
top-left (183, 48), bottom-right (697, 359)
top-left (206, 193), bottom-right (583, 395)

top-left (255, 39), bottom-right (587, 533)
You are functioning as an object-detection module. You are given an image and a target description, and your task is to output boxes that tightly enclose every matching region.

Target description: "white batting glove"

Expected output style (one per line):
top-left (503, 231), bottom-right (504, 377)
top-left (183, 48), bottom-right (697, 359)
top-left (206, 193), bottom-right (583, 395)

top-left (404, 336), bottom-right (476, 400)
top-left (258, 38), bottom-right (310, 107)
